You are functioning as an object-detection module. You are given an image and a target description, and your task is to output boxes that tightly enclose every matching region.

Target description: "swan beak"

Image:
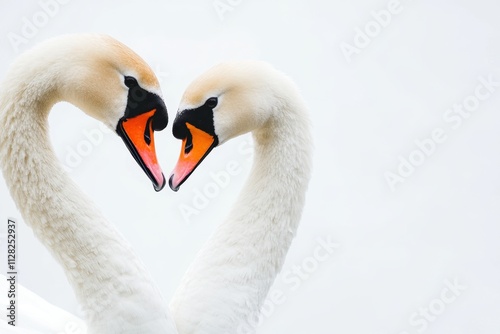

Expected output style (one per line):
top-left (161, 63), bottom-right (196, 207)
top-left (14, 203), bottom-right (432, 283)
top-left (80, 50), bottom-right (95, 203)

top-left (169, 122), bottom-right (217, 191)
top-left (117, 109), bottom-right (166, 191)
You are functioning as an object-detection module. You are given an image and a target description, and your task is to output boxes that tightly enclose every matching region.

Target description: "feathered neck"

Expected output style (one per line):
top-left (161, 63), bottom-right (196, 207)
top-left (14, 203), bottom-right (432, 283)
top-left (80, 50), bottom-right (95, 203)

top-left (170, 84), bottom-right (313, 333)
top-left (0, 46), bottom-right (175, 333)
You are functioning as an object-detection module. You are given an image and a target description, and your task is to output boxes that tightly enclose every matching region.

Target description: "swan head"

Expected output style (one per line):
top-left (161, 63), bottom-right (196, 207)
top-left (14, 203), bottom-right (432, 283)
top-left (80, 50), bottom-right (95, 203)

top-left (19, 34), bottom-right (168, 191)
top-left (169, 61), bottom-right (287, 191)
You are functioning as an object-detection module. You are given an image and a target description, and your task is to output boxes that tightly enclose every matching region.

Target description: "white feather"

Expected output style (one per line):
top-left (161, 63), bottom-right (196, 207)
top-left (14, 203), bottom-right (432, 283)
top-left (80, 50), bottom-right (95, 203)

top-left (170, 61), bottom-right (313, 333)
top-left (0, 35), bottom-right (177, 334)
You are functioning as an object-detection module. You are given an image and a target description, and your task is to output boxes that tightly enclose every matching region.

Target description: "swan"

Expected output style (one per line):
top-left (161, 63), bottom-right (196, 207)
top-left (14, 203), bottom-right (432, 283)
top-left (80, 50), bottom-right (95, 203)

top-left (168, 61), bottom-right (313, 333)
top-left (0, 34), bottom-right (177, 333)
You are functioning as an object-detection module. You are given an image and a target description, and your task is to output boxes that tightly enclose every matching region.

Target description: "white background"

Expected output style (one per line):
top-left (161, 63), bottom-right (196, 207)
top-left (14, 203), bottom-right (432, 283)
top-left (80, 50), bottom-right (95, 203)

top-left (1, 0), bottom-right (500, 333)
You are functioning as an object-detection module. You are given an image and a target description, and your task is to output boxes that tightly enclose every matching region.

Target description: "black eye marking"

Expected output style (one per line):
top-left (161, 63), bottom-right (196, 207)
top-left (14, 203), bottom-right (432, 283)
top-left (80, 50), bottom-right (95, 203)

top-left (205, 97), bottom-right (218, 109)
top-left (124, 76), bottom-right (139, 88)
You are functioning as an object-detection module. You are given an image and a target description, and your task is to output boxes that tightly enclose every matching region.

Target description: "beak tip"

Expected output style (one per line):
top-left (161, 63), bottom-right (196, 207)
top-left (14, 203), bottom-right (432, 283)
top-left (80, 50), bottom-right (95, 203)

top-left (153, 174), bottom-right (166, 192)
top-left (168, 174), bottom-right (180, 192)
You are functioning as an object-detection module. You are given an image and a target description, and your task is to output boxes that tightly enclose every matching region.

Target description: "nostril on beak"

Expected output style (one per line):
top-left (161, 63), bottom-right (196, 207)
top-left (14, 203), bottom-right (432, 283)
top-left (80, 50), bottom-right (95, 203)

top-left (184, 132), bottom-right (193, 154)
top-left (144, 117), bottom-right (152, 145)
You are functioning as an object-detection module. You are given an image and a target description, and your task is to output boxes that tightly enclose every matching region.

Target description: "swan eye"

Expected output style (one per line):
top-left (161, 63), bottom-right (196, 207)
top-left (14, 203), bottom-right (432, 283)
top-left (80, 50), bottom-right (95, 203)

top-left (124, 76), bottom-right (139, 88)
top-left (205, 97), bottom-right (218, 108)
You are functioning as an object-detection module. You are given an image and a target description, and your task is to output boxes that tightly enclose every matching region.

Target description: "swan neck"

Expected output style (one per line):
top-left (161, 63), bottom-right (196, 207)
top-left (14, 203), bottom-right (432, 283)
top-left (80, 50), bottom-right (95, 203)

top-left (171, 96), bottom-right (312, 333)
top-left (0, 68), bottom-right (171, 332)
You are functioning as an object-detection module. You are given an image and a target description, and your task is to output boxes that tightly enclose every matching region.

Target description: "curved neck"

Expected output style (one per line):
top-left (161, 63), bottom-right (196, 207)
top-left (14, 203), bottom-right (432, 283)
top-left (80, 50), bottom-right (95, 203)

top-left (0, 73), bottom-right (174, 333)
top-left (170, 97), bottom-right (312, 333)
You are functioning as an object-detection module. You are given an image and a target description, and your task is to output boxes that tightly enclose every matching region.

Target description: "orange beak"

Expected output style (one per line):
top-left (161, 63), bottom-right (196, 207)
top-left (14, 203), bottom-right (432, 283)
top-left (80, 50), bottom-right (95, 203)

top-left (169, 122), bottom-right (217, 191)
top-left (117, 109), bottom-right (166, 191)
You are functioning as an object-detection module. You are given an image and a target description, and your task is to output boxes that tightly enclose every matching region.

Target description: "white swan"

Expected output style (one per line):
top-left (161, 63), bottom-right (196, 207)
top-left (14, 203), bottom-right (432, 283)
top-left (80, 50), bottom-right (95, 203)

top-left (0, 34), bottom-right (177, 333)
top-left (168, 61), bottom-right (313, 333)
